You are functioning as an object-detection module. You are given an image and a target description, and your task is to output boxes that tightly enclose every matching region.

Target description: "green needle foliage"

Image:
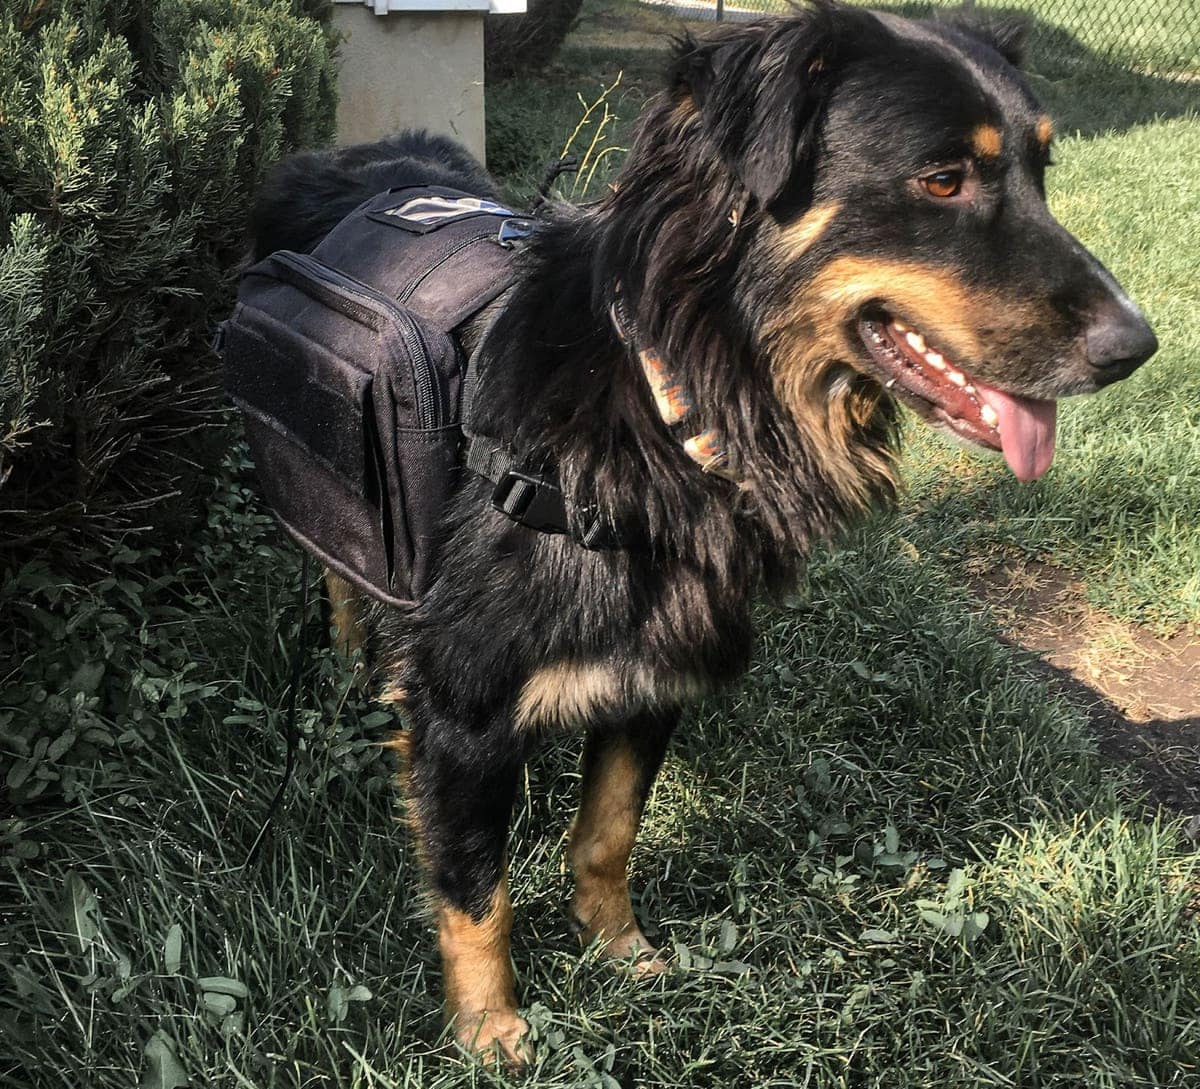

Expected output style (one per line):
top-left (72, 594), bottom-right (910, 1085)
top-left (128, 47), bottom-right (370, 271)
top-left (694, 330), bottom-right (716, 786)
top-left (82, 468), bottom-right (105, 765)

top-left (0, 0), bottom-right (337, 562)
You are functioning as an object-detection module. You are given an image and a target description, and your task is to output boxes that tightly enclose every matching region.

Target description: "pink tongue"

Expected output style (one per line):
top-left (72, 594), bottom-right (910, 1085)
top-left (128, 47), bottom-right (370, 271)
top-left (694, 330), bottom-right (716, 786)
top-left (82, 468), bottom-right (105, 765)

top-left (978, 386), bottom-right (1057, 482)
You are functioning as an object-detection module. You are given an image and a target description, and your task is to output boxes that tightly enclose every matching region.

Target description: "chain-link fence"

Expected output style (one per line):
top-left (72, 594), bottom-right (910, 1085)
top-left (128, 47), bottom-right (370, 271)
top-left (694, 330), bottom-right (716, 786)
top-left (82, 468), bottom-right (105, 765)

top-left (691, 1), bottom-right (1200, 74)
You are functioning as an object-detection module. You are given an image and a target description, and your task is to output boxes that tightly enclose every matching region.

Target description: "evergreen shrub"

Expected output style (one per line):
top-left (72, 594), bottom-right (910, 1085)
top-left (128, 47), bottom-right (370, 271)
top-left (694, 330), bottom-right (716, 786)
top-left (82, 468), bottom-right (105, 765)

top-left (0, 0), bottom-right (337, 562)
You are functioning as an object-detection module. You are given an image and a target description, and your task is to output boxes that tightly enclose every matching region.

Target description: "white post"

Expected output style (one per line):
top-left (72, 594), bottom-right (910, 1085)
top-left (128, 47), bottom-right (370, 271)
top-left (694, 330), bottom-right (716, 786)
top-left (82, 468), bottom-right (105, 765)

top-left (330, 0), bottom-right (527, 164)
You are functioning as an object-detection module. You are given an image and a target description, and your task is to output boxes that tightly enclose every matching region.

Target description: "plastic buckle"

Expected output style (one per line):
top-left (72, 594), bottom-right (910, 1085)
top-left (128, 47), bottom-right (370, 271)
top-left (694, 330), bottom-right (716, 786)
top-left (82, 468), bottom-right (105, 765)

top-left (497, 218), bottom-right (535, 249)
top-left (492, 470), bottom-right (621, 550)
top-left (491, 469), bottom-right (568, 535)
top-left (575, 506), bottom-right (620, 551)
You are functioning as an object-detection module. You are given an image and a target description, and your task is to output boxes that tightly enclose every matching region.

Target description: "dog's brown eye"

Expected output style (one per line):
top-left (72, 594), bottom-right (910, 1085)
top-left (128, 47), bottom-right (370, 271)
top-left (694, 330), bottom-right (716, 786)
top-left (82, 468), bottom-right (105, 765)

top-left (921, 170), bottom-right (965, 198)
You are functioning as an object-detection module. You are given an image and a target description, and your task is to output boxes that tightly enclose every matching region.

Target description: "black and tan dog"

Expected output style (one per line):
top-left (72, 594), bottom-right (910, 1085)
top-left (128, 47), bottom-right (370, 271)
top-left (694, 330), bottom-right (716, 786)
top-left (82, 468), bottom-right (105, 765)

top-left (250, 2), bottom-right (1156, 1066)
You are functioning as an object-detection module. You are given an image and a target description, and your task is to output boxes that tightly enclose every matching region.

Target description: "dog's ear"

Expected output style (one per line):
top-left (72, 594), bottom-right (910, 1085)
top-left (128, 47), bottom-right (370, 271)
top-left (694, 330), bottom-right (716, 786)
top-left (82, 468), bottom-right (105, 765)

top-left (945, 11), bottom-right (1031, 67)
top-left (671, 9), bottom-right (841, 208)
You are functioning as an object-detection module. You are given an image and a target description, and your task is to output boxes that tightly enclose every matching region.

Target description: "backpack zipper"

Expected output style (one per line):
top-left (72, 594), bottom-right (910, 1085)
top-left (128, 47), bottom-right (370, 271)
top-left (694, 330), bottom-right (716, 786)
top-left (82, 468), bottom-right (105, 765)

top-left (265, 251), bottom-right (444, 429)
top-left (397, 232), bottom-right (490, 304)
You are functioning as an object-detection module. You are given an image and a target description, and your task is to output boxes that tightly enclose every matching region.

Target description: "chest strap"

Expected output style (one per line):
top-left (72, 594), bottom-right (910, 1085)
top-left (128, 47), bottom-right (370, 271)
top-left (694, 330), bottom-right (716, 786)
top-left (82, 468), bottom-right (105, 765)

top-left (459, 273), bottom-right (742, 550)
top-left (460, 281), bottom-right (619, 550)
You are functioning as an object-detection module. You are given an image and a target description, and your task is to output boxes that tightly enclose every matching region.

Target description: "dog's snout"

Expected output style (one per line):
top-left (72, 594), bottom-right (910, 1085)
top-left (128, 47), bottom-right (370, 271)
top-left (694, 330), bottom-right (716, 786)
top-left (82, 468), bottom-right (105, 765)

top-left (1085, 297), bottom-right (1158, 384)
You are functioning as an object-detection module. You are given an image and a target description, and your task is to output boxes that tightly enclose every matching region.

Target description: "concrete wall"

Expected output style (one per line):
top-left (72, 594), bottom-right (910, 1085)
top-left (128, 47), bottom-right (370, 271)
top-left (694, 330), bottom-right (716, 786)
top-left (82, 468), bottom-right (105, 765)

top-left (331, 5), bottom-right (487, 162)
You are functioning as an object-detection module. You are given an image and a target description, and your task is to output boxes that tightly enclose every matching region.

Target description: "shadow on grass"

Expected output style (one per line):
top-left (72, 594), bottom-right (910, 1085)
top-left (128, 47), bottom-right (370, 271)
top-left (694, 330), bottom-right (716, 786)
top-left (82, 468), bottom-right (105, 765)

top-left (3, 517), bottom-right (1196, 1088)
top-left (1022, 655), bottom-right (1200, 813)
top-left (511, 527), bottom-right (1199, 1085)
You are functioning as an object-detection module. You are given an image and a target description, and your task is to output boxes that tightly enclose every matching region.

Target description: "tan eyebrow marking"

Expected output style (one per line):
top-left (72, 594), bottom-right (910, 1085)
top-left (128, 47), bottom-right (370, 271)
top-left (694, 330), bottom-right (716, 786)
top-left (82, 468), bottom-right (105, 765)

top-left (970, 123), bottom-right (1003, 159)
top-left (1036, 115), bottom-right (1055, 147)
top-left (776, 201), bottom-right (841, 262)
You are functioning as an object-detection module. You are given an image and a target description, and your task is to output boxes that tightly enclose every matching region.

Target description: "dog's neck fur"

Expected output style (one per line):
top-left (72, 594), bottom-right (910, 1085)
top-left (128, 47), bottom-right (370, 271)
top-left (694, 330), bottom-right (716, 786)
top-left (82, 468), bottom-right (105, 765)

top-left (413, 91), bottom-right (906, 699)
top-left (373, 65), bottom-right (904, 704)
top-left (470, 154), bottom-right (900, 594)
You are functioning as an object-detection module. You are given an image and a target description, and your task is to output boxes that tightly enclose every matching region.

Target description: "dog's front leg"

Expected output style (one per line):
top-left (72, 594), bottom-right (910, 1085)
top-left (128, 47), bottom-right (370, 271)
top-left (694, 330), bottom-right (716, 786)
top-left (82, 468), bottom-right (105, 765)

top-left (403, 714), bottom-right (532, 1068)
top-left (568, 707), bottom-right (678, 975)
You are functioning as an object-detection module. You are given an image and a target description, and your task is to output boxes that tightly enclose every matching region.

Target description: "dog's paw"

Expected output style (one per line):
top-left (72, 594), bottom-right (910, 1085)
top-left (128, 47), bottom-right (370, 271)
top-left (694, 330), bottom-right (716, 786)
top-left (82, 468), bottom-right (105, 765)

top-left (604, 928), bottom-right (671, 978)
top-left (575, 916), bottom-right (670, 978)
top-left (627, 946), bottom-right (671, 979)
top-left (454, 1007), bottom-right (533, 1071)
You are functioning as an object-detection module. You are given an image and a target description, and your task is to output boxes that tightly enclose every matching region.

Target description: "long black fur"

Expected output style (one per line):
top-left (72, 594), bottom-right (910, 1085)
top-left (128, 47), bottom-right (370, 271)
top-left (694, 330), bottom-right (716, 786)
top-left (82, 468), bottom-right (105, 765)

top-left (250, 130), bottom-right (497, 259)
top-left (247, 1), bottom-right (1156, 1052)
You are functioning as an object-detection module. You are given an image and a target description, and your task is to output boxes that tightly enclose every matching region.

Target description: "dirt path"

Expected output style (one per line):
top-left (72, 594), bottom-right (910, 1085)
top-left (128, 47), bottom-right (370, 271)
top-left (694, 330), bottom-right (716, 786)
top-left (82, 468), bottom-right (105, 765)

top-left (972, 561), bottom-right (1200, 815)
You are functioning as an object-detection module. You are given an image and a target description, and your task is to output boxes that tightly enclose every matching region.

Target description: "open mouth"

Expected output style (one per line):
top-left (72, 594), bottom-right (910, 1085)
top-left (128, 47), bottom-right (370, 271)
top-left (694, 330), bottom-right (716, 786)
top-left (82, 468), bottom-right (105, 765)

top-left (857, 314), bottom-right (1057, 482)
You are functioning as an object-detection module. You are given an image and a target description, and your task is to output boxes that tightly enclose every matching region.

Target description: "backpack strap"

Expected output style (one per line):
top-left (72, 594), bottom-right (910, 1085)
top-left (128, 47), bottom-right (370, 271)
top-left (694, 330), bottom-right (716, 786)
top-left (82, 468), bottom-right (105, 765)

top-left (461, 318), bottom-right (618, 551)
top-left (355, 188), bottom-right (621, 550)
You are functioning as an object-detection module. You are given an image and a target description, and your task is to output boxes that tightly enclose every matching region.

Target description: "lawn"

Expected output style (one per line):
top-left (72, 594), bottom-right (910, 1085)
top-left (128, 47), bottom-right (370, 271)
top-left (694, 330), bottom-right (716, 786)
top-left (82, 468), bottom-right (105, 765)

top-left (2, 3), bottom-right (1197, 1088)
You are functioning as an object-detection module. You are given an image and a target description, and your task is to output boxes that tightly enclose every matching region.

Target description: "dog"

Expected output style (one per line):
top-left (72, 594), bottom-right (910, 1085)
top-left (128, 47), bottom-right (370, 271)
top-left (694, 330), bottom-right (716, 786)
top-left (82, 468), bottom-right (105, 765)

top-left (249, 2), bottom-right (1156, 1067)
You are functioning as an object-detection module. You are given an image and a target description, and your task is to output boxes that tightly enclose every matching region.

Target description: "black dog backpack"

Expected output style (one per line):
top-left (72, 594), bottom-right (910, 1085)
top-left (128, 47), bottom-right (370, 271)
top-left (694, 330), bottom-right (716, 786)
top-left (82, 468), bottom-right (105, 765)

top-left (219, 185), bottom-right (538, 607)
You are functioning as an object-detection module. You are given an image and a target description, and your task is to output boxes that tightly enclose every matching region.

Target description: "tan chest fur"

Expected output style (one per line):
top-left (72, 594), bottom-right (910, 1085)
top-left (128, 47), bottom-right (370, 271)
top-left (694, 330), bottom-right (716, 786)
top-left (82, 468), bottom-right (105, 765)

top-left (515, 661), bottom-right (708, 730)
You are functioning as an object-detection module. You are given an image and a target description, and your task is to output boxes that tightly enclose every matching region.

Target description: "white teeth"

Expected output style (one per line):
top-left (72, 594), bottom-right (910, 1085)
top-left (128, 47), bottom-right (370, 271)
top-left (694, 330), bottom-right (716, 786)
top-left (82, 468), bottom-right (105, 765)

top-left (886, 378), bottom-right (897, 388)
top-left (981, 404), bottom-right (1000, 427)
top-left (882, 322), bottom-right (985, 408)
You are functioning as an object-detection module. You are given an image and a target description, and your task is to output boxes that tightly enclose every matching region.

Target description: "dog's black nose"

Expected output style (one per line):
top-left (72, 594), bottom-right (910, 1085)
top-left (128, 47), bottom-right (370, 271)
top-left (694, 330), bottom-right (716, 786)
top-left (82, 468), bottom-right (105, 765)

top-left (1085, 299), bottom-right (1158, 384)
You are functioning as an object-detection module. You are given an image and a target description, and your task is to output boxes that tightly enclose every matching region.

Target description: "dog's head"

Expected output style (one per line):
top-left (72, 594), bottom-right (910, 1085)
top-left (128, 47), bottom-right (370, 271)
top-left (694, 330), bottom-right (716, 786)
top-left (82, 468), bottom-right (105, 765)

top-left (609, 3), bottom-right (1156, 494)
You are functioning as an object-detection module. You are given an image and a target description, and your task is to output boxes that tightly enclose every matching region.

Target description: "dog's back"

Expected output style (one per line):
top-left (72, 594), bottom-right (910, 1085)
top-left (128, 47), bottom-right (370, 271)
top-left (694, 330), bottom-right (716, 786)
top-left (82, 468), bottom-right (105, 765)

top-left (249, 130), bottom-right (498, 259)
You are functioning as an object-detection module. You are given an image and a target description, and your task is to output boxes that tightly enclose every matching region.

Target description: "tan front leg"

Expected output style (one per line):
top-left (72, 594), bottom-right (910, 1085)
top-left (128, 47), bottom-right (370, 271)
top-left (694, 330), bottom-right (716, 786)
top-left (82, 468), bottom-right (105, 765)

top-left (439, 881), bottom-right (531, 1068)
top-left (402, 721), bottom-right (530, 1067)
top-left (567, 726), bottom-right (672, 975)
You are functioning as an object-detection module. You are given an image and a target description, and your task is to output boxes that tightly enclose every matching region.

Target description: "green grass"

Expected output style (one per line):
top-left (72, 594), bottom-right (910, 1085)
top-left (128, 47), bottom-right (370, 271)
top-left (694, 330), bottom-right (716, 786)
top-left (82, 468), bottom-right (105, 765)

top-left (3, 3), bottom-right (1199, 1087)
top-left (3, 472), bottom-right (1197, 1087)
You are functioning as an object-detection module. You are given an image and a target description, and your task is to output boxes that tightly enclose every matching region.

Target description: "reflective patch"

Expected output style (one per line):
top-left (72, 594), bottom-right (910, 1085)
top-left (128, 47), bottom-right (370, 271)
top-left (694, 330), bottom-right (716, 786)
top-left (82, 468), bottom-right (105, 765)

top-left (382, 195), bottom-right (513, 226)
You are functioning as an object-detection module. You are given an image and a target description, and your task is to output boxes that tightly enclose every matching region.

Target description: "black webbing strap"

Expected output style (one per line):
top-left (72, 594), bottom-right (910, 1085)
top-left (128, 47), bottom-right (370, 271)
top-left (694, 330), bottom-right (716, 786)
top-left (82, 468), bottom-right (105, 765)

top-left (245, 550), bottom-right (310, 866)
top-left (459, 305), bottom-right (618, 550)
